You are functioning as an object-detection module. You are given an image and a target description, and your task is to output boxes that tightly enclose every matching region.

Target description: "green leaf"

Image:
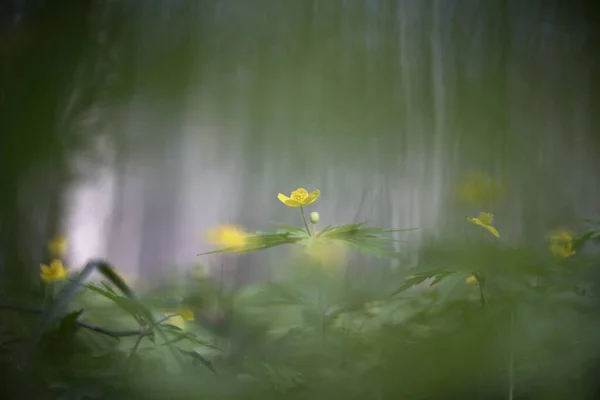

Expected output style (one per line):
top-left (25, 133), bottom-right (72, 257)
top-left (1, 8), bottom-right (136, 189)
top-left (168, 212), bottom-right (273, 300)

top-left (318, 223), bottom-right (365, 239)
top-left (573, 230), bottom-right (600, 251)
top-left (56, 309), bottom-right (84, 342)
top-left (176, 347), bottom-right (217, 374)
top-left (315, 224), bottom-right (332, 235)
top-left (86, 283), bottom-right (145, 323)
top-left (272, 223), bottom-right (310, 234)
top-left (430, 272), bottom-right (457, 287)
top-left (390, 269), bottom-right (452, 296)
top-left (161, 328), bottom-right (220, 350)
top-left (96, 264), bottom-right (135, 298)
top-left (197, 229), bottom-right (303, 256)
top-left (23, 261), bottom-right (102, 366)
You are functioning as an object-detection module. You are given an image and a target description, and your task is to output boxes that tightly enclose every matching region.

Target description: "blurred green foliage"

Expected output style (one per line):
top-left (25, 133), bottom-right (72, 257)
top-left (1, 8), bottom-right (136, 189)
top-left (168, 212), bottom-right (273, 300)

top-left (0, 214), bottom-right (599, 399)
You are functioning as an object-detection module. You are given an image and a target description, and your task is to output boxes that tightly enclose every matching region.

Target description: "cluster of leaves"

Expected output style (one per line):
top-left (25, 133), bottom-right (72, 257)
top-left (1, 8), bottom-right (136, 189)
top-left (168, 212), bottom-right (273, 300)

top-left (2, 233), bottom-right (599, 400)
top-left (201, 188), bottom-right (415, 261)
top-left (2, 186), bottom-right (600, 399)
top-left (202, 222), bottom-right (411, 260)
top-left (0, 262), bottom-right (223, 399)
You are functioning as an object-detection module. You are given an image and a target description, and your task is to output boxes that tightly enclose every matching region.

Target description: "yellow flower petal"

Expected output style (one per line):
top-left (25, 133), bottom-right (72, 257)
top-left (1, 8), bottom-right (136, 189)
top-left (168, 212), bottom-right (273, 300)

top-left (278, 193), bottom-right (301, 207)
top-left (482, 224), bottom-right (500, 238)
top-left (168, 315), bottom-right (186, 330)
top-left (284, 199), bottom-right (302, 207)
top-left (55, 267), bottom-right (68, 280)
top-left (466, 216), bottom-right (500, 238)
top-left (305, 190), bottom-right (320, 205)
top-left (40, 259), bottom-right (68, 283)
top-left (179, 308), bottom-right (195, 321)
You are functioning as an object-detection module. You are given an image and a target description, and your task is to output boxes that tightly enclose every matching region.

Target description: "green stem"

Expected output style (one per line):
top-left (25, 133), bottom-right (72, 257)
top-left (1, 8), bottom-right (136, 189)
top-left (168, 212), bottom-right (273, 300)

top-left (317, 285), bottom-right (325, 346)
top-left (300, 206), bottom-right (312, 237)
top-left (126, 333), bottom-right (145, 371)
top-left (507, 311), bottom-right (515, 400)
top-left (0, 304), bottom-right (171, 338)
top-left (477, 275), bottom-right (487, 308)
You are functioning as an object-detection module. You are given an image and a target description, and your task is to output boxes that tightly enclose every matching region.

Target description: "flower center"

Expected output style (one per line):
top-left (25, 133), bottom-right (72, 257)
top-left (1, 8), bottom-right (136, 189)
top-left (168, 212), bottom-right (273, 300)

top-left (291, 188), bottom-right (309, 202)
top-left (479, 212), bottom-right (493, 225)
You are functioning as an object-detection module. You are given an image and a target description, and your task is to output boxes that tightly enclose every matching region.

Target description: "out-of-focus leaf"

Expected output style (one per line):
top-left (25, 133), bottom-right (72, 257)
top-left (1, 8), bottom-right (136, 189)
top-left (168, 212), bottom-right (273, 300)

top-left (176, 347), bottom-right (216, 374)
top-left (57, 309), bottom-right (84, 342)
top-left (573, 230), bottom-right (600, 251)
top-left (390, 268), bottom-right (453, 296)
top-left (86, 284), bottom-right (145, 324)
top-left (24, 261), bottom-right (103, 367)
top-left (160, 327), bottom-right (220, 350)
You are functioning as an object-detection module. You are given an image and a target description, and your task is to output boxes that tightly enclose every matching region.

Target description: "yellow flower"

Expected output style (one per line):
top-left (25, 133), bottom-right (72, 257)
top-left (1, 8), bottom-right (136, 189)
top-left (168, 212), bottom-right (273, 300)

top-left (48, 236), bottom-right (68, 258)
top-left (277, 188), bottom-right (320, 208)
top-left (478, 212), bottom-right (493, 226)
top-left (549, 231), bottom-right (574, 244)
top-left (548, 230), bottom-right (576, 259)
top-left (304, 237), bottom-right (347, 266)
top-left (364, 301), bottom-right (383, 317)
top-left (207, 225), bottom-right (248, 249)
top-left (467, 212), bottom-right (500, 238)
top-left (179, 307), bottom-right (195, 321)
top-left (40, 259), bottom-right (68, 283)
top-left (465, 275), bottom-right (478, 285)
top-left (456, 171), bottom-right (504, 206)
top-left (165, 308), bottom-right (195, 330)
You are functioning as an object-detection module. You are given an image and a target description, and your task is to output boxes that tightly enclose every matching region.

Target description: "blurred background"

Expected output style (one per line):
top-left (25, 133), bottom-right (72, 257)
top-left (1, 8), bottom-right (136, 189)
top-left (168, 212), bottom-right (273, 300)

top-left (1, 0), bottom-right (599, 286)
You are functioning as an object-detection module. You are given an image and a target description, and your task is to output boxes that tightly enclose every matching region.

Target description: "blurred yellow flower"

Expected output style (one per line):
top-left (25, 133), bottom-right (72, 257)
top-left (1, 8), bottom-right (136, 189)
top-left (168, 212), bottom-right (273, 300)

top-left (467, 212), bottom-right (500, 238)
top-left (478, 212), bottom-right (493, 226)
top-left (48, 236), bottom-right (68, 258)
top-left (456, 171), bottom-right (504, 206)
top-left (277, 188), bottom-right (320, 208)
top-left (364, 300), bottom-right (383, 317)
top-left (179, 307), bottom-right (195, 321)
top-left (40, 259), bottom-right (68, 283)
top-left (465, 275), bottom-right (478, 285)
top-left (207, 225), bottom-right (248, 249)
top-left (304, 237), bottom-right (347, 266)
top-left (548, 230), bottom-right (576, 259)
top-left (165, 307), bottom-right (195, 330)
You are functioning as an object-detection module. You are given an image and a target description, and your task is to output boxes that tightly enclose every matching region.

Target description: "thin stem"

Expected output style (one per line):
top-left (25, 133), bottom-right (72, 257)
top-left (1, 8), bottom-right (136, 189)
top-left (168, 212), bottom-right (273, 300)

top-left (318, 287), bottom-right (325, 345)
top-left (477, 275), bottom-right (487, 308)
top-left (0, 303), bottom-right (169, 338)
top-left (126, 333), bottom-right (145, 371)
top-left (300, 206), bottom-right (312, 236)
top-left (507, 311), bottom-right (515, 400)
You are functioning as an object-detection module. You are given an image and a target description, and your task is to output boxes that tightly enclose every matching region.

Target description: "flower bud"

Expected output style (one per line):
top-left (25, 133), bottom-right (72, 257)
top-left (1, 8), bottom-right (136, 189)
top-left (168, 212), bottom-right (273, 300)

top-left (309, 212), bottom-right (319, 224)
